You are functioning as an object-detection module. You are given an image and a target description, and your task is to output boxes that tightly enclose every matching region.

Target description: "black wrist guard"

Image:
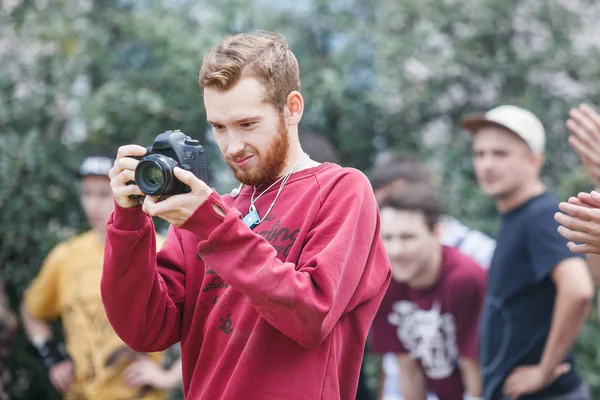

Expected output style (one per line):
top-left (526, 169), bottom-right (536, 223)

top-left (33, 340), bottom-right (67, 369)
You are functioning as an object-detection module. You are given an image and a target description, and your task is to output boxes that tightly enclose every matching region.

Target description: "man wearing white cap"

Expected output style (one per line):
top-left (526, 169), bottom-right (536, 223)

top-left (463, 105), bottom-right (593, 400)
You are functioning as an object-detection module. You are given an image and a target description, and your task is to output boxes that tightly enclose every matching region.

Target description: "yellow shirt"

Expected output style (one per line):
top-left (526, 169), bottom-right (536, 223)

top-left (24, 231), bottom-right (166, 400)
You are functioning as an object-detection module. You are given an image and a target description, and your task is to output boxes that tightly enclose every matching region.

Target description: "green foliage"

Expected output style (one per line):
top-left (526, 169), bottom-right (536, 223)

top-left (1, 133), bottom-right (82, 398)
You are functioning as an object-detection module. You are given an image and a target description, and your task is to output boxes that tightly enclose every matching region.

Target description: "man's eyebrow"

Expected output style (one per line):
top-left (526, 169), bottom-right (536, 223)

top-left (236, 116), bottom-right (262, 124)
top-left (207, 116), bottom-right (262, 126)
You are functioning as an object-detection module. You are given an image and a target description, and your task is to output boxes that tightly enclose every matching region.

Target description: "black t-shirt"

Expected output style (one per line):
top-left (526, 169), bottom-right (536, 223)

top-left (480, 192), bottom-right (583, 400)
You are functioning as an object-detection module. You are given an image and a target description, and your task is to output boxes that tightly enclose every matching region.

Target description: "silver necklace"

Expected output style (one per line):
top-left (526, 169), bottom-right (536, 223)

top-left (242, 153), bottom-right (310, 229)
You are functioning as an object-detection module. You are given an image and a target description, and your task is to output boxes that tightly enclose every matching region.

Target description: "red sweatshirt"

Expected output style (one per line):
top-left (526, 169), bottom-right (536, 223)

top-left (101, 163), bottom-right (391, 400)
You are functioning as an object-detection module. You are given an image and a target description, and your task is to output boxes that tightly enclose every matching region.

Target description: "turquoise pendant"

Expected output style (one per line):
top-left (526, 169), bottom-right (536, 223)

top-left (242, 206), bottom-right (260, 229)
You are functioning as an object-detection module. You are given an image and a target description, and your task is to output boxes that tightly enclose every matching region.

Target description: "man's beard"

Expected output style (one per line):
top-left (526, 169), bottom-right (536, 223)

top-left (227, 116), bottom-right (290, 187)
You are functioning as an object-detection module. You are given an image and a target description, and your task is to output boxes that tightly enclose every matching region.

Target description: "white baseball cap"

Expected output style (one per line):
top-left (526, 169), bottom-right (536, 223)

top-left (462, 105), bottom-right (546, 155)
top-left (79, 155), bottom-right (115, 177)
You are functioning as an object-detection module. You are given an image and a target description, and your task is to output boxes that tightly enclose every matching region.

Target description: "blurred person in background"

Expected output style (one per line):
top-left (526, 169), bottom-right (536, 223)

top-left (20, 151), bottom-right (181, 399)
top-left (464, 105), bottom-right (593, 400)
top-left (0, 279), bottom-right (18, 400)
top-left (367, 152), bottom-right (495, 400)
top-left (369, 154), bottom-right (496, 269)
top-left (100, 31), bottom-right (391, 400)
top-left (370, 182), bottom-right (486, 400)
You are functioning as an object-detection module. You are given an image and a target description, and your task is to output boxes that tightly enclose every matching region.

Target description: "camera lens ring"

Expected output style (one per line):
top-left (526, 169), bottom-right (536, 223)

top-left (134, 154), bottom-right (178, 196)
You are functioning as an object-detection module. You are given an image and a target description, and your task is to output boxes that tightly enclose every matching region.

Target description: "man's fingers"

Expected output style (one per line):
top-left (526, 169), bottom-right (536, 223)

top-left (503, 380), bottom-right (518, 399)
top-left (554, 212), bottom-right (597, 234)
top-left (568, 135), bottom-right (599, 164)
top-left (579, 103), bottom-right (600, 132)
top-left (111, 169), bottom-right (136, 187)
top-left (109, 157), bottom-right (139, 179)
top-left (558, 201), bottom-right (600, 220)
top-left (112, 170), bottom-right (144, 199)
top-left (554, 363), bottom-right (571, 378)
top-left (116, 144), bottom-right (147, 161)
top-left (114, 185), bottom-right (145, 200)
top-left (576, 191), bottom-right (600, 208)
top-left (566, 197), bottom-right (588, 207)
top-left (568, 109), bottom-right (600, 145)
top-left (173, 167), bottom-right (203, 192)
top-left (566, 240), bottom-right (600, 255)
top-left (51, 367), bottom-right (70, 393)
top-left (557, 225), bottom-right (600, 245)
top-left (142, 195), bottom-right (160, 216)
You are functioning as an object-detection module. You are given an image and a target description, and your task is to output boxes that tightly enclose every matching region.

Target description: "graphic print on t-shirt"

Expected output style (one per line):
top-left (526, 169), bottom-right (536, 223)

top-left (388, 300), bottom-right (458, 379)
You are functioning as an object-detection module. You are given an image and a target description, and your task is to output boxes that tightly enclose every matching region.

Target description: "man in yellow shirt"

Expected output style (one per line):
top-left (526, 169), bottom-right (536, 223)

top-left (20, 151), bottom-right (181, 399)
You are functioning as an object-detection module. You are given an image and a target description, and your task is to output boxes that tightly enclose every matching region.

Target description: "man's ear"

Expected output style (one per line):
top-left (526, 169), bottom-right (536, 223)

top-left (285, 91), bottom-right (304, 127)
top-left (531, 152), bottom-right (545, 172)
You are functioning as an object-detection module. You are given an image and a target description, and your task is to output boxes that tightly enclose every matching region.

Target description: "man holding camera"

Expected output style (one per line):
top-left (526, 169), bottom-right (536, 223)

top-left (20, 152), bottom-right (182, 399)
top-left (101, 32), bottom-right (391, 400)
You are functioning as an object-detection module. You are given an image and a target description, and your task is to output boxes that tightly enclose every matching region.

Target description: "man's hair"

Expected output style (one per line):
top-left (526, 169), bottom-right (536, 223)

top-left (199, 31), bottom-right (301, 110)
top-left (299, 131), bottom-right (339, 164)
top-left (368, 153), bottom-right (431, 191)
top-left (379, 182), bottom-right (441, 231)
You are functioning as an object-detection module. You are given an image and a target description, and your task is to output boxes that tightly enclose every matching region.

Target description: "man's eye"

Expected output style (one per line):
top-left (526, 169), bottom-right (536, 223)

top-left (241, 122), bottom-right (256, 128)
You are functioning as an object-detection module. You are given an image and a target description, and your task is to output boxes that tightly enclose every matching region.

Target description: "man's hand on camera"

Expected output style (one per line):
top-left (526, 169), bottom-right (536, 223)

top-left (142, 167), bottom-right (217, 227)
top-left (109, 145), bottom-right (148, 208)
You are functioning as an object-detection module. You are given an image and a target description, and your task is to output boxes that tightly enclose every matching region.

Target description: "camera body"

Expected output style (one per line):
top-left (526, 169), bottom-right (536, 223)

top-left (134, 130), bottom-right (207, 196)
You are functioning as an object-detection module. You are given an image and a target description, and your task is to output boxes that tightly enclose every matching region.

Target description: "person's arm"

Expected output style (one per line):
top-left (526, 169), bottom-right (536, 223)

top-left (585, 254), bottom-right (600, 286)
top-left (101, 145), bottom-right (188, 353)
top-left (584, 254), bottom-right (600, 325)
top-left (450, 259), bottom-right (485, 398)
top-left (458, 358), bottom-right (482, 399)
top-left (505, 257), bottom-right (593, 397)
top-left (21, 248), bottom-right (74, 394)
top-left (101, 211), bottom-right (186, 352)
top-left (20, 303), bottom-right (73, 394)
top-left (397, 354), bottom-right (427, 400)
top-left (20, 302), bottom-right (52, 345)
top-left (540, 258), bottom-right (592, 373)
top-left (184, 170), bottom-right (391, 349)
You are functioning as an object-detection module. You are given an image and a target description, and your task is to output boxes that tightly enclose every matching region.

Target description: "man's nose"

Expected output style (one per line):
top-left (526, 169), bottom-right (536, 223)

top-left (475, 153), bottom-right (495, 171)
top-left (227, 132), bottom-right (245, 156)
top-left (386, 238), bottom-right (404, 257)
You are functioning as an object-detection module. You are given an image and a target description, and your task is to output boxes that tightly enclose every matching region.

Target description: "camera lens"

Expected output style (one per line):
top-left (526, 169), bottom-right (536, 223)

top-left (141, 164), bottom-right (164, 187)
top-left (134, 154), bottom-right (179, 195)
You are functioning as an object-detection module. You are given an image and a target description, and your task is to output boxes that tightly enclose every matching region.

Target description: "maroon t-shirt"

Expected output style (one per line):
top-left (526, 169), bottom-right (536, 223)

top-left (370, 246), bottom-right (486, 400)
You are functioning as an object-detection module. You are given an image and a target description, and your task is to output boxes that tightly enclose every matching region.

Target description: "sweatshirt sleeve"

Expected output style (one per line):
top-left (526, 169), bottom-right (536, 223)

top-left (101, 203), bottom-right (186, 352)
top-left (182, 170), bottom-right (390, 349)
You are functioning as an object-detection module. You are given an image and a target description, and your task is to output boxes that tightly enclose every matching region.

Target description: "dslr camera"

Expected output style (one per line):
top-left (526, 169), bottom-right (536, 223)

top-left (133, 130), bottom-right (207, 196)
